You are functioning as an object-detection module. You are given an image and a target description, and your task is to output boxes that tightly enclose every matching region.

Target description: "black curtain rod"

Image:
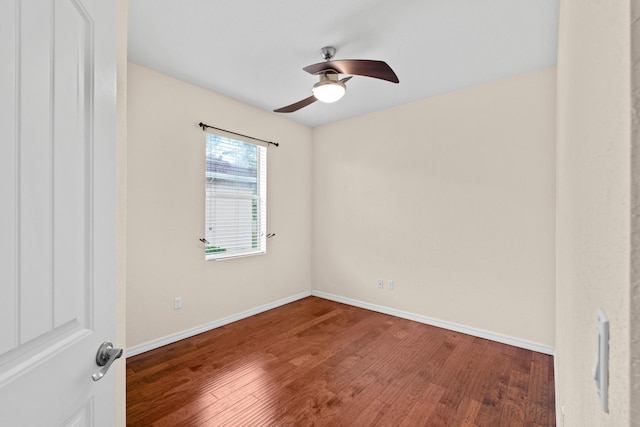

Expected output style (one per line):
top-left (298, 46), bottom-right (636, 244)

top-left (198, 122), bottom-right (279, 147)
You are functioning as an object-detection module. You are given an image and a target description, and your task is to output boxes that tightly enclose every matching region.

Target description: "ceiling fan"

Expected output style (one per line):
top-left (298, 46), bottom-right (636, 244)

top-left (274, 46), bottom-right (399, 113)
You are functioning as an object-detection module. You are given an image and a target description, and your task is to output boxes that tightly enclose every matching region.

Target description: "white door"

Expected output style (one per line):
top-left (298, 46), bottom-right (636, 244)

top-left (0, 0), bottom-right (118, 425)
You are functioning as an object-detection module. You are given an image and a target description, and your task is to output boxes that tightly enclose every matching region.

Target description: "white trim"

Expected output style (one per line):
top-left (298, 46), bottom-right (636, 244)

top-left (311, 290), bottom-right (555, 355)
top-left (127, 289), bottom-right (555, 358)
top-left (126, 291), bottom-right (311, 357)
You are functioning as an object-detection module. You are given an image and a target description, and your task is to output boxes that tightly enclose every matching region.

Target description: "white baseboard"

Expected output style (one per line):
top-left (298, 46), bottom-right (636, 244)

top-left (127, 289), bottom-right (555, 358)
top-left (311, 290), bottom-right (555, 355)
top-left (126, 291), bottom-right (312, 357)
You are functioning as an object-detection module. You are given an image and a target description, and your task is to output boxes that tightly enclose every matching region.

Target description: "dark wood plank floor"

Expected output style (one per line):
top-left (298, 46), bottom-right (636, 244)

top-left (127, 297), bottom-right (555, 426)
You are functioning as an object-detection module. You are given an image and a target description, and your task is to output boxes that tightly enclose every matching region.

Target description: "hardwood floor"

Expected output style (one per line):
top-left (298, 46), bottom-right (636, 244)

top-left (127, 297), bottom-right (555, 426)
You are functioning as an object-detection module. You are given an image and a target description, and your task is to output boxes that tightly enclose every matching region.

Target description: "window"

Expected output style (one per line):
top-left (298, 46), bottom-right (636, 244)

top-left (205, 132), bottom-right (267, 260)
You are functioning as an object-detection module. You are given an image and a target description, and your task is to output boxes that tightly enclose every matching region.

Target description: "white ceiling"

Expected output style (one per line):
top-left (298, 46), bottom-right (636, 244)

top-left (128, 0), bottom-right (558, 128)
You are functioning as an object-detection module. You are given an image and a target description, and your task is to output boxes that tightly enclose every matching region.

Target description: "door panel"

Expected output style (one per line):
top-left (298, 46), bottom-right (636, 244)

top-left (0, 0), bottom-right (116, 425)
top-left (52, 0), bottom-right (93, 330)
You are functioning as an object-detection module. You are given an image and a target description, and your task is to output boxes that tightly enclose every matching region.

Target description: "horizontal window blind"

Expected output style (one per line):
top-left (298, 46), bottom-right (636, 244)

top-left (205, 132), bottom-right (266, 260)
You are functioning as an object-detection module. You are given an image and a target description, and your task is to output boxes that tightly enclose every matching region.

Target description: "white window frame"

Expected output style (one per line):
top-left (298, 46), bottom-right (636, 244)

top-left (205, 131), bottom-right (267, 261)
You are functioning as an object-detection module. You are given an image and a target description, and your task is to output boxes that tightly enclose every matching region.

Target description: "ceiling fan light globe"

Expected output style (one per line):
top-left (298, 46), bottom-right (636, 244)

top-left (312, 80), bottom-right (346, 103)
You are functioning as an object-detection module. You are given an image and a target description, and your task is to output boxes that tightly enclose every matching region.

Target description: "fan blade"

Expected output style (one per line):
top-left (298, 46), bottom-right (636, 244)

top-left (274, 95), bottom-right (317, 113)
top-left (274, 77), bottom-right (353, 113)
top-left (303, 59), bottom-right (399, 83)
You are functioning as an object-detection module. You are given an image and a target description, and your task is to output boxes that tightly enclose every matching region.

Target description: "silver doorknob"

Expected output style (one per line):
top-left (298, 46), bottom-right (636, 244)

top-left (92, 341), bottom-right (123, 381)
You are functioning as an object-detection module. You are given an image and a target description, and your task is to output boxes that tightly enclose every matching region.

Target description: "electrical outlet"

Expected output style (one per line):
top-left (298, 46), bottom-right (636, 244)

top-left (174, 297), bottom-right (182, 310)
top-left (388, 280), bottom-right (394, 290)
top-left (377, 279), bottom-right (384, 289)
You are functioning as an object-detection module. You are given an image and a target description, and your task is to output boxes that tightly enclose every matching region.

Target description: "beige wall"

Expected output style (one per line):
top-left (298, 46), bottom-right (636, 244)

top-left (632, 3), bottom-right (640, 424)
top-left (312, 68), bottom-right (556, 348)
top-left (127, 65), bottom-right (557, 353)
top-left (555, 0), bottom-right (631, 425)
top-left (126, 63), bottom-right (312, 349)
